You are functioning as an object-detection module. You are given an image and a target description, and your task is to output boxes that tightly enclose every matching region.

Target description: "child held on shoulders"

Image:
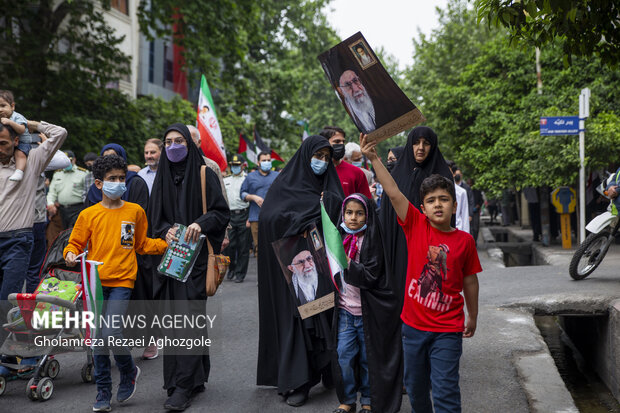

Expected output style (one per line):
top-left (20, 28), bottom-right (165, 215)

top-left (361, 133), bottom-right (481, 413)
top-left (0, 90), bottom-right (32, 181)
top-left (64, 155), bottom-right (170, 412)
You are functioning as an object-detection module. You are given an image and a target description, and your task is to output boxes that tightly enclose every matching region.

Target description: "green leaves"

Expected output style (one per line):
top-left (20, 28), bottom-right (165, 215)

top-left (475, 0), bottom-right (620, 67)
top-left (404, 0), bottom-right (620, 197)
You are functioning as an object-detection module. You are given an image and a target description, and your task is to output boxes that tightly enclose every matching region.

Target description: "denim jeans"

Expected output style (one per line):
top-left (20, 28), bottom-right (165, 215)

top-left (94, 286), bottom-right (135, 392)
top-left (0, 230), bottom-right (34, 300)
top-left (26, 222), bottom-right (47, 293)
top-left (337, 309), bottom-right (370, 406)
top-left (402, 324), bottom-right (462, 413)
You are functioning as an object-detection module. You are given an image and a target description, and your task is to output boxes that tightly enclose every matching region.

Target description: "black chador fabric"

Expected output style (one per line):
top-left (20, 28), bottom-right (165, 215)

top-left (256, 135), bottom-right (344, 393)
top-left (379, 126), bottom-right (453, 309)
top-left (147, 123), bottom-right (230, 392)
top-left (390, 146), bottom-right (405, 162)
top-left (332, 194), bottom-right (402, 413)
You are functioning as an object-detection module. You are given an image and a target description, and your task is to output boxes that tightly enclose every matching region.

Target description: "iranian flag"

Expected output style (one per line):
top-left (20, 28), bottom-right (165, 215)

top-left (320, 201), bottom-right (349, 293)
top-left (197, 75), bottom-right (227, 171)
top-left (301, 121), bottom-right (310, 141)
top-left (254, 126), bottom-right (285, 168)
top-left (237, 132), bottom-right (258, 169)
top-left (81, 257), bottom-right (103, 340)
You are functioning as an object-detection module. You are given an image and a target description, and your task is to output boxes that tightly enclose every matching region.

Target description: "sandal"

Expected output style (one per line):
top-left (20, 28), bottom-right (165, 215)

top-left (333, 404), bottom-right (356, 413)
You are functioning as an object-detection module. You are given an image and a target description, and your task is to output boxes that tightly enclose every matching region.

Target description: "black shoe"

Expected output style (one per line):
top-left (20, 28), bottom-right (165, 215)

top-left (226, 271), bottom-right (235, 280)
top-left (234, 276), bottom-right (245, 283)
top-left (286, 388), bottom-right (308, 407)
top-left (164, 388), bottom-right (191, 411)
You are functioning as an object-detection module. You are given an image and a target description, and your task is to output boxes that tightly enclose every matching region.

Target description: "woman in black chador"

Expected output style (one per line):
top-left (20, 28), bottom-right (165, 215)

top-left (378, 126), bottom-right (453, 309)
top-left (257, 135), bottom-right (344, 407)
top-left (148, 123), bottom-right (229, 411)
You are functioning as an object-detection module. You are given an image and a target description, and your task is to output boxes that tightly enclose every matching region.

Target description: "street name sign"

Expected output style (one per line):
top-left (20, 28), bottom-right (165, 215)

top-left (540, 116), bottom-right (579, 136)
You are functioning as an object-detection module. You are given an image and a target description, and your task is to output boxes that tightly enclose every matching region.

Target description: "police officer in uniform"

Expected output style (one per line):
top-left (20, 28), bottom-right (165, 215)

top-left (223, 155), bottom-right (251, 283)
top-left (46, 150), bottom-right (88, 229)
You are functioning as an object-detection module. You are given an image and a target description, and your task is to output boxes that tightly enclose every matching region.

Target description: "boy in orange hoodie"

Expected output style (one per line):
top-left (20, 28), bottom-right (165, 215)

top-left (64, 155), bottom-right (169, 412)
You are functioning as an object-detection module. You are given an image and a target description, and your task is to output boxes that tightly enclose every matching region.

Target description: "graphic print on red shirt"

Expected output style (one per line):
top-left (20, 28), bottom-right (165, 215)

top-left (412, 244), bottom-right (453, 312)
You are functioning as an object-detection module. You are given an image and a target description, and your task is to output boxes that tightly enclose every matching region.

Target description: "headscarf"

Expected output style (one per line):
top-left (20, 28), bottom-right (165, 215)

top-left (147, 123), bottom-right (207, 239)
top-left (379, 126), bottom-right (454, 309)
top-left (389, 146), bottom-right (405, 162)
top-left (86, 143), bottom-right (138, 205)
top-left (101, 143), bottom-right (127, 160)
top-left (259, 135), bottom-right (344, 239)
top-left (340, 194), bottom-right (369, 260)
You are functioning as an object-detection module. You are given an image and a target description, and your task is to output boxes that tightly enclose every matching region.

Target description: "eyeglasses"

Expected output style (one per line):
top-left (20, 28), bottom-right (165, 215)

top-left (293, 256), bottom-right (314, 267)
top-left (164, 137), bottom-right (185, 146)
top-left (313, 152), bottom-right (331, 161)
top-left (339, 77), bottom-right (362, 89)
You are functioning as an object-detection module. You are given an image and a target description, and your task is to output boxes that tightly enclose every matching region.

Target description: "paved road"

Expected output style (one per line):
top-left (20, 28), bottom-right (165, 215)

top-left (1, 244), bottom-right (619, 412)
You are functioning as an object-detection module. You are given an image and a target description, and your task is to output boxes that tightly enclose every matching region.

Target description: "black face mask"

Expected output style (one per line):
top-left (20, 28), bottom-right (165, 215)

top-left (454, 174), bottom-right (462, 183)
top-left (386, 161), bottom-right (396, 173)
top-left (332, 143), bottom-right (345, 161)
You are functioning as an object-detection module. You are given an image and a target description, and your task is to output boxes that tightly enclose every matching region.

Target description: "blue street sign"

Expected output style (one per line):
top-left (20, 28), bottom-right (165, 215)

top-left (540, 116), bottom-right (579, 135)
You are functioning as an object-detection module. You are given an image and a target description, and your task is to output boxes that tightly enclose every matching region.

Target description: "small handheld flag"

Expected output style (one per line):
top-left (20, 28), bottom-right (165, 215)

top-left (320, 201), bottom-right (349, 293)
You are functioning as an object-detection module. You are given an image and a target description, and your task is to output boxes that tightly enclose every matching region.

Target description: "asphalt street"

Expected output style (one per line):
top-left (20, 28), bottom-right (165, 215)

top-left (1, 242), bottom-right (619, 412)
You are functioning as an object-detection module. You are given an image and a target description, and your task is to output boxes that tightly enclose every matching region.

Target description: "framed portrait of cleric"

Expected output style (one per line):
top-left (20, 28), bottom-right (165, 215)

top-left (348, 38), bottom-right (377, 70)
top-left (318, 31), bottom-right (425, 144)
top-left (272, 226), bottom-right (335, 319)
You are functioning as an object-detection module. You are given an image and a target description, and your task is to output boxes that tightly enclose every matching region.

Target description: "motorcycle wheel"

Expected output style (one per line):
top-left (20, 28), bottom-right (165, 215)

top-left (569, 231), bottom-right (610, 280)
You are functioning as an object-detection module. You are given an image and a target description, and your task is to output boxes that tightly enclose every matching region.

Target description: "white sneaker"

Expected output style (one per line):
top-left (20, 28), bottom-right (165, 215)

top-left (9, 169), bottom-right (24, 181)
top-left (142, 344), bottom-right (158, 360)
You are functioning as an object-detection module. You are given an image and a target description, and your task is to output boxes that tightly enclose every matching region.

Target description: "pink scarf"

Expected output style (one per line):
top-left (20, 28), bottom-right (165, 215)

top-left (343, 234), bottom-right (359, 260)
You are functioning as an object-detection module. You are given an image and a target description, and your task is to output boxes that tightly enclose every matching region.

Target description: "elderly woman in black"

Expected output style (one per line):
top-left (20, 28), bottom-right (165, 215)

top-left (148, 123), bottom-right (229, 411)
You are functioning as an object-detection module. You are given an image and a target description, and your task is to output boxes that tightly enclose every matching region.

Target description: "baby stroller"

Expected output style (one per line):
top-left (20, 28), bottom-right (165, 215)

top-left (0, 229), bottom-right (95, 401)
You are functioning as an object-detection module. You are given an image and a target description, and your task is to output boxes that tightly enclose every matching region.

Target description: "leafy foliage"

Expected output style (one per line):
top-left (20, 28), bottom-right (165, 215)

top-left (475, 0), bottom-right (620, 67)
top-left (404, 0), bottom-right (620, 197)
top-left (139, 0), bottom-right (359, 159)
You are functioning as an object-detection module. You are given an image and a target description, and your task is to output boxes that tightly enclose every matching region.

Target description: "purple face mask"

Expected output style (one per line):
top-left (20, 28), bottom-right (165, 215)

top-left (166, 143), bottom-right (188, 163)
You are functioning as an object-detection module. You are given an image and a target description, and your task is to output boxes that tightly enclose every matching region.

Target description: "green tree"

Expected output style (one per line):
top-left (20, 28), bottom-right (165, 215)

top-left (139, 0), bottom-right (362, 160)
top-left (474, 0), bottom-right (620, 66)
top-left (404, 0), bottom-right (620, 196)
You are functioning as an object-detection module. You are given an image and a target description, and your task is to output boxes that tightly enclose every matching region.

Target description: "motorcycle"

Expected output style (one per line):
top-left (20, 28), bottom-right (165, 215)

top-left (569, 174), bottom-right (620, 280)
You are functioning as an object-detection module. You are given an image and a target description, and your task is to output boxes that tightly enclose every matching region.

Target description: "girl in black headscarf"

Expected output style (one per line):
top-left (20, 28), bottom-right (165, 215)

top-left (256, 135), bottom-right (344, 407)
top-left (331, 193), bottom-right (402, 413)
top-left (378, 126), bottom-right (453, 309)
top-left (148, 123), bottom-right (229, 411)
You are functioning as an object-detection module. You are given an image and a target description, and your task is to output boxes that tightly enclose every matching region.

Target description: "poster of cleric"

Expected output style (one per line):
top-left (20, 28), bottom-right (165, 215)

top-left (318, 32), bottom-right (425, 143)
top-left (272, 227), bottom-right (335, 319)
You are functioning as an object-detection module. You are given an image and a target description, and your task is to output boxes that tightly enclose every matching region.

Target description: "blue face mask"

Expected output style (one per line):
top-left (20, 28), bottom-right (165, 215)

top-left (231, 165), bottom-right (242, 175)
top-left (352, 161), bottom-right (363, 168)
top-left (260, 160), bottom-right (272, 172)
top-left (102, 181), bottom-right (126, 200)
top-left (340, 221), bottom-right (367, 234)
top-left (64, 163), bottom-right (74, 172)
top-left (311, 158), bottom-right (328, 175)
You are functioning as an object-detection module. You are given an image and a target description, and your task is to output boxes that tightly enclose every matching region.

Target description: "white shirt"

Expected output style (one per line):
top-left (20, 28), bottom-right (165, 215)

top-left (224, 172), bottom-right (249, 211)
top-left (455, 184), bottom-right (470, 233)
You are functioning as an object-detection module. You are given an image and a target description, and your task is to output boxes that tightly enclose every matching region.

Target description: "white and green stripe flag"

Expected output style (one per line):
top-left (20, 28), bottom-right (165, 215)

top-left (320, 201), bottom-right (349, 293)
top-left (81, 256), bottom-right (103, 340)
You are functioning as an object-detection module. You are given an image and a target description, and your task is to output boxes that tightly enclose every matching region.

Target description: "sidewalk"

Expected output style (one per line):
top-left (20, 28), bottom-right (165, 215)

top-left (469, 223), bottom-right (620, 412)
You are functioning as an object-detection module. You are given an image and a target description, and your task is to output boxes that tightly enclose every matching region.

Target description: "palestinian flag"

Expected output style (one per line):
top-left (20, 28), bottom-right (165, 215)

top-left (237, 133), bottom-right (258, 169)
top-left (197, 75), bottom-right (227, 171)
top-left (254, 126), bottom-right (285, 168)
top-left (321, 201), bottom-right (349, 294)
top-left (81, 257), bottom-right (103, 340)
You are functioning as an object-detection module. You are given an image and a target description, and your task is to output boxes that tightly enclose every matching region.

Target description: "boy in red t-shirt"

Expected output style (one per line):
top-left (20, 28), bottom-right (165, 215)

top-left (361, 134), bottom-right (481, 412)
